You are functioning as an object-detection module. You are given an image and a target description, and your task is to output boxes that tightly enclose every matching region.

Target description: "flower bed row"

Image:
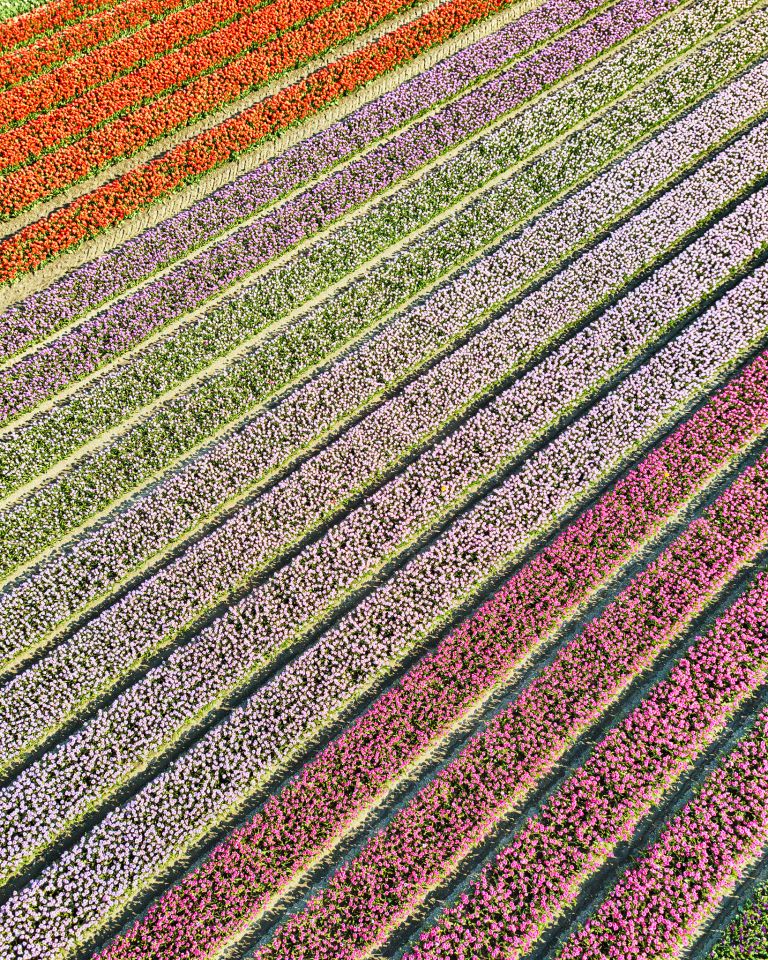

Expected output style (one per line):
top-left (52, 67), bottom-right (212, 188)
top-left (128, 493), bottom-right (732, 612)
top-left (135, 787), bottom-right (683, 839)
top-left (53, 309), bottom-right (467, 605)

top-left (559, 709), bottom-right (768, 960)
top-left (0, 262), bottom-right (763, 960)
top-left (0, 0), bottom-right (606, 358)
top-left (0, 0), bottom-right (193, 90)
top-left (0, 0), bottom-right (121, 52)
top-left (4, 180), bottom-right (763, 882)
top-left (0, 0), bottom-right (462, 214)
top-left (0, 0), bottom-right (665, 426)
top-left (0, 0), bottom-right (748, 281)
top-left (1, 83), bottom-right (760, 692)
top-left (85, 348), bottom-right (768, 960)
top-left (253, 425), bottom-right (768, 960)
top-left (0, 14), bottom-right (757, 586)
top-left (404, 565), bottom-right (768, 960)
top-left (0, 0), bottom-right (280, 132)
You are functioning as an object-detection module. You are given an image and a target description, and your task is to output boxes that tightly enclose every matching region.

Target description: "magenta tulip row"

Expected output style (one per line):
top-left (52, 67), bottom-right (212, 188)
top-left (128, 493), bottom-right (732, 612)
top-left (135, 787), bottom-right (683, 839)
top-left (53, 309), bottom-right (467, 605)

top-left (404, 570), bottom-right (768, 960)
top-left (2, 259), bottom-right (766, 960)
top-left (250, 439), bottom-right (768, 960)
top-left (559, 707), bottom-right (768, 959)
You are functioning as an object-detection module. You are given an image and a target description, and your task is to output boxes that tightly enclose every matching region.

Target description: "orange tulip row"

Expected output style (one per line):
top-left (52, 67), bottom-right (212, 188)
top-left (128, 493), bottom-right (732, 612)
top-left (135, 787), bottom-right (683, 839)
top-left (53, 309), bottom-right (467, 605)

top-left (0, 0), bottom-right (346, 157)
top-left (0, 0), bottom-right (192, 90)
top-left (0, 0), bottom-right (425, 206)
top-left (0, 0), bottom-right (516, 282)
top-left (0, 0), bottom-right (123, 52)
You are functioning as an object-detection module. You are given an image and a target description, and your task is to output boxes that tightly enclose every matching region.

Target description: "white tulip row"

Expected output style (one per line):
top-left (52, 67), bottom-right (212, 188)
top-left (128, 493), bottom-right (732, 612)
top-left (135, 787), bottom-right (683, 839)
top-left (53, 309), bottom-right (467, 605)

top-left (0, 0), bottom-right (761, 585)
top-left (2, 254), bottom-right (766, 960)
top-left (1, 45), bottom-right (766, 682)
top-left (2, 175), bottom-right (766, 885)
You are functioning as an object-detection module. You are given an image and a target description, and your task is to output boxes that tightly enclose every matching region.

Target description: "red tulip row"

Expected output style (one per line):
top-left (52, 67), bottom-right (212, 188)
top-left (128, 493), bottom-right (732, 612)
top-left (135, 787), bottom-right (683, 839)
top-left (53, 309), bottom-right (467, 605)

top-left (0, 0), bottom-right (278, 130)
top-left (0, 0), bottom-right (194, 90)
top-left (0, 0), bottom-right (533, 280)
top-left (0, 0), bottom-right (122, 52)
top-left (96, 350), bottom-right (768, 960)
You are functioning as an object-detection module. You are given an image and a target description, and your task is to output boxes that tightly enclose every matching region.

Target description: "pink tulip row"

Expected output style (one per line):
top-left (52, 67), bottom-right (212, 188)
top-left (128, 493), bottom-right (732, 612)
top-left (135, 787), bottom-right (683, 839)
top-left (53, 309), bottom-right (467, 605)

top-left (558, 708), bottom-right (768, 959)
top-left (0, 3), bottom-right (761, 588)
top-left (0, 0), bottom-right (672, 427)
top-left (2, 175), bottom-right (765, 882)
top-left (404, 568), bottom-right (768, 960)
top-left (89, 351), bottom-right (768, 960)
top-left (1, 259), bottom-right (765, 960)
top-left (252, 402), bottom-right (768, 960)
top-left (1, 57), bottom-right (764, 686)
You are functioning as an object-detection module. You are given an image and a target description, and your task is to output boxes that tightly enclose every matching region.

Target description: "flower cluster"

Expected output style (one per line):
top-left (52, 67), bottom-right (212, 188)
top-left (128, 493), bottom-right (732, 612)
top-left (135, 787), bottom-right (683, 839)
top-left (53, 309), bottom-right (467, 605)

top-left (406, 569), bottom-right (768, 960)
top-left (0, 0), bottom-right (120, 52)
top-left (0, 0), bottom-right (668, 427)
top-left (0, 0), bottom-right (190, 91)
top-left (92, 351), bottom-right (768, 960)
top-left (0, 0), bottom-right (286, 133)
top-left (0, 262), bottom-right (763, 960)
top-left (708, 881), bottom-right (768, 959)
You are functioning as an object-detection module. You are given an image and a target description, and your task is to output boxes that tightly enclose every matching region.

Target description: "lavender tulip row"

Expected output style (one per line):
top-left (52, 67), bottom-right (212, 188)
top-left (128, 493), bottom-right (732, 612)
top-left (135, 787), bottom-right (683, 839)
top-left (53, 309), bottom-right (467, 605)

top-left (559, 709), bottom-right (768, 960)
top-left (0, 0), bottom-right (611, 361)
top-left (405, 572), bottom-right (768, 960)
top-left (0, 0), bottom-right (674, 427)
top-left (1, 54), bottom-right (764, 682)
top-left (0, 0), bottom-right (720, 506)
top-left (707, 884), bottom-right (768, 959)
top-left (0, 20), bottom-right (762, 607)
top-left (254, 427), bottom-right (768, 960)
top-left (92, 353), bottom-right (768, 960)
top-left (1, 260), bottom-right (765, 960)
top-left (3, 181), bottom-right (765, 886)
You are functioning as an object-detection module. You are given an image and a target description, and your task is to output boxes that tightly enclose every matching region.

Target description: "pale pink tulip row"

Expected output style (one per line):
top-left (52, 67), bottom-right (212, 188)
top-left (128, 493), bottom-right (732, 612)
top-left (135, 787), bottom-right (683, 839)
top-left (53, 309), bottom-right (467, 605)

top-left (2, 258), bottom-right (766, 960)
top-left (405, 571), bottom-right (768, 960)
top-left (252, 434), bottom-right (768, 960)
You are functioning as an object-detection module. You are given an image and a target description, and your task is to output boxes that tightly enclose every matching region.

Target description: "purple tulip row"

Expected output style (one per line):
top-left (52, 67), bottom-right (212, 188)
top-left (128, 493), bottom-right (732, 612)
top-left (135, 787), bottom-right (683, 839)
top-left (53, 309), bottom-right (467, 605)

top-left (252, 416), bottom-right (768, 960)
top-left (1, 259), bottom-right (765, 960)
top-left (89, 350), bottom-right (768, 960)
top-left (1, 50), bottom-right (764, 684)
top-left (0, 0), bottom-right (718, 513)
top-left (0, 0), bottom-right (675, 427)
top-left (0, 0), bottom-right (609, 362)
top-left (559, 708), bottom-right (768, 959)
top-left (404, 564), bottom-right (768, 960)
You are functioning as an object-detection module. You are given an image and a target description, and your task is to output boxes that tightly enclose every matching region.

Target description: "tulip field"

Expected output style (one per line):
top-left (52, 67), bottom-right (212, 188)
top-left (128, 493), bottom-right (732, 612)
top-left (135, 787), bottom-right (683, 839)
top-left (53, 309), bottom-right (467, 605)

top-left (3, 0), bottom-right (768, 957)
